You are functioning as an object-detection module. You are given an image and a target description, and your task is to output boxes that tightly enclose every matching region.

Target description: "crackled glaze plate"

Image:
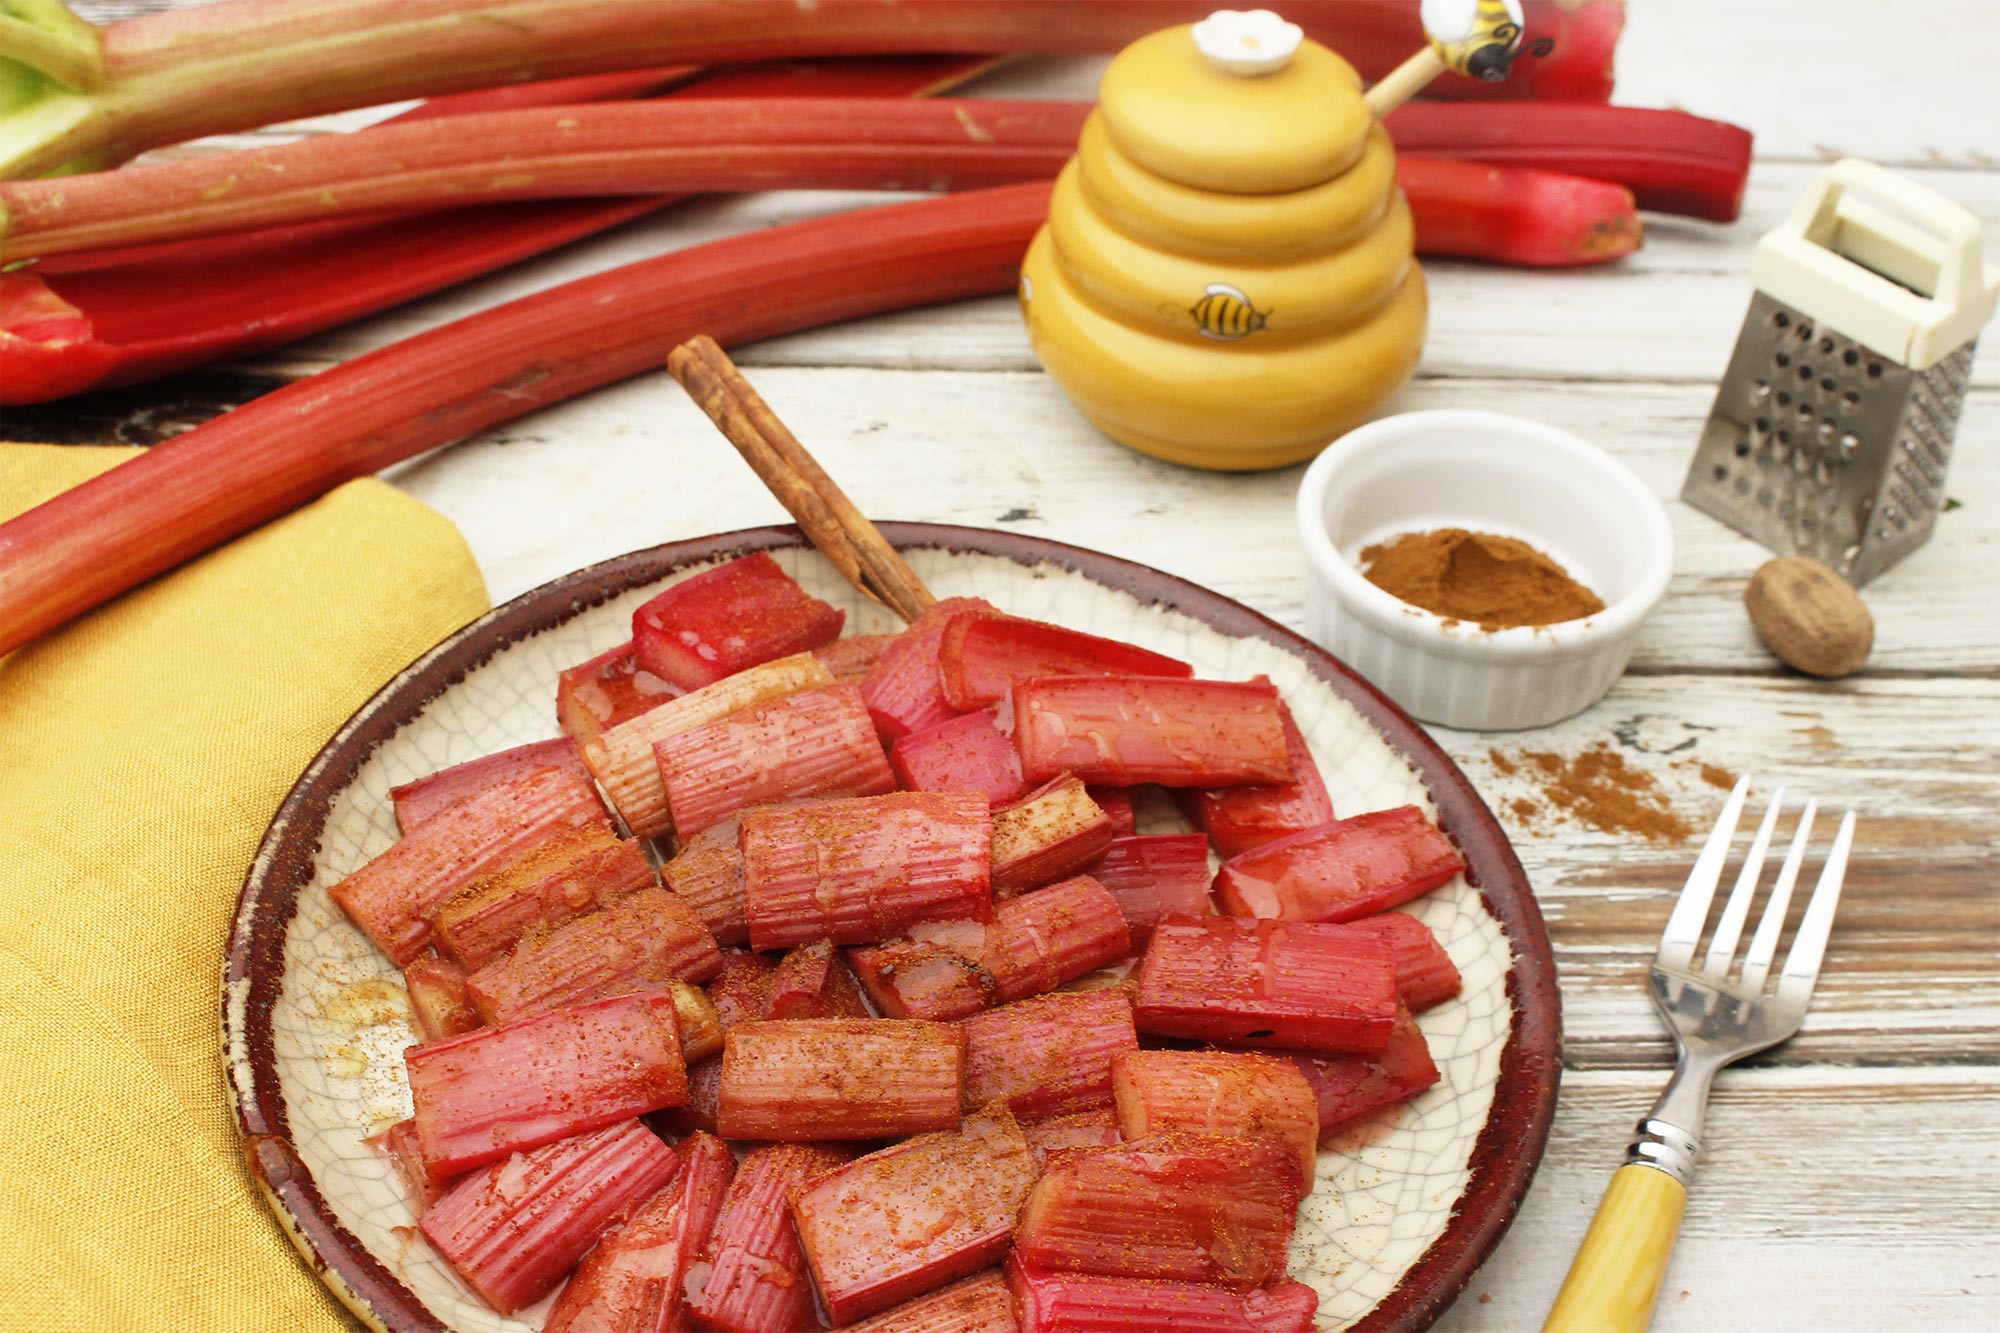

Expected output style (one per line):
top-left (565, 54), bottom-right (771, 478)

top-left (226, 524), bottom-right (1559, 1333)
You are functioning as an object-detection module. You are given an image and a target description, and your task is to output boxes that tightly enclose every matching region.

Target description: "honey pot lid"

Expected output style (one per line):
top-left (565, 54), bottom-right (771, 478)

top-left (1097, 10), bottom-right (1370, 197)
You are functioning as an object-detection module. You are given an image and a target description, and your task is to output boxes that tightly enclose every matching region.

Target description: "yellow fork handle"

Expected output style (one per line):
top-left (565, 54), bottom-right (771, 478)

top-left (1542, 1163), bottom-right (1689, 1333)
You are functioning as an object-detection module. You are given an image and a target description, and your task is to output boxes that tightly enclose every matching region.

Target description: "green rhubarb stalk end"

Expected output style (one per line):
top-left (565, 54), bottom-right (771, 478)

top-left (0, 1), bottom-right (107, 180)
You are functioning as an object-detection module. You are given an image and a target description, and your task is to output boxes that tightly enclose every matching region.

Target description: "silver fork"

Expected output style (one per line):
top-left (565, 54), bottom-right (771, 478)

top-left (1543, 776), bottom-right (1856, 1333)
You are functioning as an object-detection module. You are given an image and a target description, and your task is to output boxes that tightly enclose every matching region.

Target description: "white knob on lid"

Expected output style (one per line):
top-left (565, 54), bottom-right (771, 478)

top-left (1191, 9), bottom-right (1305, 76)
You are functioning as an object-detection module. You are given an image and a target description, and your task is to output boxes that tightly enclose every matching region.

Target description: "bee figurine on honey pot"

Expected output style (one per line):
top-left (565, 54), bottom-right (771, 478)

top-left (1019, 4), bottom-right (1534, 471)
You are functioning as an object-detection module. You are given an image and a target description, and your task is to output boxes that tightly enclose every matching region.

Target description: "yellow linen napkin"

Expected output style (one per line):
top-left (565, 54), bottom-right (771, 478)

top-left (0, 445), bottom-right (490, 1332)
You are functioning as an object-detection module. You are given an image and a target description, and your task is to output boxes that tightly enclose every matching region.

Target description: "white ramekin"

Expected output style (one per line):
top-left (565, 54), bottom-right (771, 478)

top-left (1296, 409), bottom-right (1674, 731)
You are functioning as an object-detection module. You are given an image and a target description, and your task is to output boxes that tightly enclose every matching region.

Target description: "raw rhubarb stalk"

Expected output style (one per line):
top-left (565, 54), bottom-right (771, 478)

top-left (329, 763), bottom-right (606, 966)
top-left (939, 613), bottom-right (1190, 711)
top-left (584, 652), bottom-right (835, 841)
top-left (544, 1129), bottom-right (733, 1333)
top-left (404, 955), bottom-right (481, 1043)
top-left (1343, 912), bottom-right (1463, 1013)
top-left (762, 938), bottom-right (872, 1020)
top-left (683, 1141), bottom-right (853, 1333)
top-left (559, 641), bottom-right (684, 745)
top-left (717, 1018), bottom-right (963, 1140)
top-left (1084, 834), bottom-right (1213, 948)
top-left (407, 990), bottom-right (687, 1181)
top-left (983, 875), bottom-right (1132, 1004)
top-left (816, 632), bottom-right (903, 682)
top-left (1134, 915), bottom-right (1399, 1056)
top-left (391, 736), bottom-right (594, 832)
top-left (1210, 805), bottom-right (1465, 923)
top-left (1013, 1134), bottom-right (1304, 1287)
top-left (656, 682), bottom-right (894, 838)
top-left (631, 551), bottom-right (846, 691)
top-left (793, 1104), bottom-right (1039, 1323)
top-left (431, 822), bottom-right (656, 971)
top-left (891, 708), bottom-right (1031, 807)
top-left (849, 936), bottom-right (998, 1022)
top-left (861, 597), bottom-right (999, 741)
top-left (1177, 699), bottom-right (1332, 858)
top-left (421, 1119), bottom-right (679, 1315)
top-left (741, 792), bottom-right (992, 950)
top-left (1110, 1049), bottom-right (1320, 1184)
top-left (960, 990), bottom-right (1137, 1121)
top-left (991, 776), bottom-right (1116, 897)
top-left (845, 1271), bottom-right (1021, 1333)
top-left (1022, 1108), bottom-right (1121, 1157)
top-left (1085, 787), bottom-right (1136, 837)
top-left (367, 1118), bottom-right (446, 1211)
top-left (1284, 1003), bottom-right (1441, 1138)
top-left (464, 886), bottom-right (722, 1025)
top-left (1398, 156), bottom-right (1643, 268)
top-left (1011, 677), bottom-right (1291, 788)
top-left (661, 816), bottom-right (749, 948)
top-left (1005, 1255), bottom-right (1318, 1333)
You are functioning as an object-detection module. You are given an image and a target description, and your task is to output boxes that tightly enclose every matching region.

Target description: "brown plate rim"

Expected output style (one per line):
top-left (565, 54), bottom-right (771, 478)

top-left (225, 521), bottom-right (1561, 1333)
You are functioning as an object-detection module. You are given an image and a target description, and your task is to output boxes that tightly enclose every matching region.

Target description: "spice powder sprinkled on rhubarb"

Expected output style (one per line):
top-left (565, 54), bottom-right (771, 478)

top-left (1360, 527), bottom-right (1605, 630)
top-left (1490, 744), bottom-right (1691, 842)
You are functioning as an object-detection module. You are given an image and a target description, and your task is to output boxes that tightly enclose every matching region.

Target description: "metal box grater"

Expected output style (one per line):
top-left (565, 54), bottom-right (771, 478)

top-left (1684, 160), bottom-right (1998, 586)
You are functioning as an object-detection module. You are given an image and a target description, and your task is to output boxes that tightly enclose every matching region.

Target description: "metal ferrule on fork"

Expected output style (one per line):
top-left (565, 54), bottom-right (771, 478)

top-left (1626, 1116), bottom-right (1702, 1188)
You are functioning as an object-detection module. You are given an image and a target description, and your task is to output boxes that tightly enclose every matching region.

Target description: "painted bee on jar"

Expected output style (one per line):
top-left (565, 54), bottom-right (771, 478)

top-left (1188, 283), bottom-right (1270, 341)
top-left (1421, 0), bottom-right (1551, 82)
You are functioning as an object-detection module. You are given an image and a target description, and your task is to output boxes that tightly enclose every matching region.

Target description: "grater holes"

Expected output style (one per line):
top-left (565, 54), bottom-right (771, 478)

top-left (1796, 323), bottom-right (1813, 342)
top-left (1841, 390), bottom-right (1860, 412)
top-left (1868, 362), bottom-right (1884, 378)
top-left (1713, 464), bottom-right (1729, 482)
top-left (1819, 336), bottom-right (1835, 354)
top-left (1775, 351), bottom-right (1791, 368)
top-left (1821, 377), bottom-right (1836, 394)
top-left (1798, 364), bottom-right (1815, 381)
top-left (1844, 349), bottom-right (1859, 367)
top-left (1774, 311), bottom-right (1791, 328)
top-left (1734, 439), bottom-right (1751, 458)
top-left (1777, 390), bottom-right (1792, 407)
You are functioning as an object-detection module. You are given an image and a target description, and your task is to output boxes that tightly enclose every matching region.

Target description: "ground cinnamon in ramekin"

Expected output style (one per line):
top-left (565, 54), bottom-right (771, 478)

top-left (1360, 527), bottom-right (1604, 630)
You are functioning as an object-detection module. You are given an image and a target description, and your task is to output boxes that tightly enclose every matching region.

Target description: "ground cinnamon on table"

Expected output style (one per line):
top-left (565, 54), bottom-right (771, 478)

top-left (1491, 744), bottom-right (1691, 842)
top-left (1360, 528), bottom-right (1604, 630)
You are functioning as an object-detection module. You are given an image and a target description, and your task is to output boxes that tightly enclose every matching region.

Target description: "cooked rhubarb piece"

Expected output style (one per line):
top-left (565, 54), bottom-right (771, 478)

top-left (1085, 786), bottom-right (1136, 837)
top-left (558, 640), bottom-right (686, 745)
top-left (1011, 677), bottom-right (1290, 788)
top-left (366, 1119), bottom-right (445, 1211)
top-left (763, 938), bottom-right (872, 1019)
top-left (793, 1103), bottom-right (1039, 1323)
top-left (684, 1142), bottom-right (854, 1333)
top-left (1013, 1134), bottom-right (1303, 1287)
top-left (991, 776), bottom-right (1114, 897)
top-left (670, 1054), bottom-right (724, 1136)
top-left (1005, 1255), bottom-right (1318, 1333)
top-left (705, 949), bottom-right (778, 1030)
top-left (845, 1271), bottom-right (1021, 1333)
top-left (938, 613), bottom-right (1192, 710)
top-left (742, 792), bottom-right (992, 950)
top-left (815, 632), bottom-right (903, 683)
top-left (465, 886), bottom-right (722, 1025)
top-left (984, 875), bottom-right (1132, 1004)
top-left (432, 822), bottom-right (656, 970)
top-left (891, 708), bottom-right (1031, 806)
top-left (544, 1129), bottom-right (733, 1333)
top-left (1022, 1108), bottom-right (1122, 1157)
top-left (421, 1119), bottom-right (679, 1315)
top-left (330, 762), bottom-right (606, 965)
top-left (631, 552), bottom-right (845, 690)
top-left (1110, 1049), bottom-right (1320, 1184)
top-left (583, 651), bottom-right (834, 839)
top-left (1211, 806), bottom-right (1466, 923)
top-left (1084, 834), bottom-right (1213, 948)
top-left (1134, 915), bottom-right (1398, 1056)
top-left (850, 936), bottom-right (998, 1021)
top-left (1283, 1004), bottom-right (1441, 1139)
top-left (669, 980), bottom-right (725, 1063)
top-left (1343, 912), bottom-right (1463, 1013)
top-left (861, 597), bottom-right (998, 740)
top-left (404, 955), bottom-right (481, 1043)
top-left (961, 990), bottom-right (1137, 1121)
top-left (660, 815), bottom-right (748, 947)
top-left (407, 989), bottom-right (687, 1180)
top-left (718, 1018), bottom-right (963, 1141)
top-left (391, 736), bottom-right (595, 832)
top-left (1178, 699), bottom-right (1334, 858)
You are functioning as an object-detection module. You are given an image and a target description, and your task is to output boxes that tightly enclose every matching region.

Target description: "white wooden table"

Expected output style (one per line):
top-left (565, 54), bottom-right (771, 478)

top-left (31, 3), bottom-right (2000, 1329)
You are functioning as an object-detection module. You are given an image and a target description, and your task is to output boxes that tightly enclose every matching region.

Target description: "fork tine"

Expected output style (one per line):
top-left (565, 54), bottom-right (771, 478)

top-left (1657, 774), bottom-right (1750, 971)
top-left (1776, 810), bottom-right (1855, 1010)
top-left (1701, 786), bottom-right (1784, 978)
top-left (1739, 799), bottom-right (1816, 992)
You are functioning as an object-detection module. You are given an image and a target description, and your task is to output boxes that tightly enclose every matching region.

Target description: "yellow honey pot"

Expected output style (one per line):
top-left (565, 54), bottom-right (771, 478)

top-left (1019, 15), bottom-right (1428, 472)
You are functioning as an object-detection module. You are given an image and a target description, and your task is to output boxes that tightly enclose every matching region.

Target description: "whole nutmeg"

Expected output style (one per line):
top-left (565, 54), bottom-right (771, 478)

top-left (1744, 557), bottom-right (1873, 678)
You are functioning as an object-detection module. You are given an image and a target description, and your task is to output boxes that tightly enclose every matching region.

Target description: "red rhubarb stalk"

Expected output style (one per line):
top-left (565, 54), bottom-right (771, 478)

top-left (1021, 1109), bottom-right (1122, 1157)
top-left (717, 1018), bottom-right (965, 1141)
top-left (403, 956), bottom-right (481, 1044)
top-left (1284, 1003), bottom-right (1442, 1138)
top-left (762, 938), bottom-right (873, 1020)
top-left (1210, 805), bottom-right (1466, 923)
top-left (1084, 833), bottom-right (1215, 948)
top-left (661, 817), bottom-right (751, 948)
top-left (558, 640), bottom-right (684, 745)
top-left (1011, 676), bottom-right (1291, 788)
top-left (683, 1142), bottom-right (854, 1333)
top-left (815, 631), bottom-right (904, 683)
top-left (631, 551), bottom-right (845, 690)
top-left (1110, 1049), bottom-right (1321, 1183)
top-left (1344, 912), bottom-right (1464, 1013)
top-left (960, 990), bottom-right (1138, 1122)
top-left (982, 874), bottom-right (1132, 1004)
top-left (430, 822), bottom-right (655, 971)
top-left (938, 611), bottom-right (1192, 710)
top-left (1398, 156), bottom-right (1644, 268)
top-left (390, 736), bottom-right (593, 832)
top-left (891, 708), bottom-right (1033, 807)
top-left (991, 776), bottom-right (1116, 896)
top-left (861, 597), bottom-right (1000, 741)
top-left (845, 1271), bottom-right (1022, 1333)
top-left (1006, 1255), bottom-right (1319, 1333)
top-left (1177, 697), bottom-right (1333, 858)
top-left (463, 886), bottom-right (723, 1024)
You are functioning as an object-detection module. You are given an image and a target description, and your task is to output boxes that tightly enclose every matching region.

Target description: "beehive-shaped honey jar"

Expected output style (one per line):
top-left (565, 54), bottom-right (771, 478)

top-left (1019, 13), bottom-right (1427, 471)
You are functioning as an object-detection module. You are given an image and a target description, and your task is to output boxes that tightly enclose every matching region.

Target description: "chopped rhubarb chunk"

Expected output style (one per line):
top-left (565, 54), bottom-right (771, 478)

top-left (793, 1104), bottom-right (1039, 1323)
top-left (669, 980), bottom-right (724, 1064)
top-left (1283, 1004), bottom-right (1442, 1139)
top-left (545, 1130), bottom-right (733, 1333)
top-left (330, 763), bottom-right (606, 965)
top-left (939, 613), bottom-right (1191, 710)
top-left (661, 816), bottom-right (748, 947)
top-left (583, 651), bottom-right (833, 840)
top-left (1013, 1133), bottom-right (1303, 1287)
top-left (432, 821), bottom-right (655, 970)
top-left (1011, 677), bottom-right (1291, 788)
top-left (961, 990), bottom-right (1137, 1121)
top-left (850, 936), bottom-right (998, 1021)
top-left (391, 736), bottom-right (595, 832)
top-left (465, 886), bottom-right (722, 1025)
top-left (861, 597), bottom-right (998, 741)
top-left (684, 1142), bottom-right (854, 1333)
top-left (1005, 1254), bottom-right (1317, 1333)
top-left (1111, 1049), bottom-right (1320, 1184)
top-left (1211, 805), bottom-right (1465, 923)
top-left (1022, 1109), bottom-right (1121, 1157)
top-left (844, 1271), bottom-right (1021, 1333)
top-left (661, 1055), bottom-right (722, 1138)
top-left (983, 875), bottom-right (1132, 1004)
top-left (1344, 912), bottom-right (1464, 1013)
top-left (705, 949), bottom-right (778, 1030)
top-left (718, 1018), bottom-right (963, 1141)
top-left (657, 683), bottom-right (895, 838)
top-left (742, 792), bottom-right (992, 950)
top-left (763, 938), bottom-right (872, 1020)
top-left (558, 640), bottom-right (685, 745)
top-left (422, 1120), bottom-right (678, 1315)
top-left (404, 955), bottom-right (481, 1043)
top-left (816, 632), bottom-right (903, 683)
top-left (631, 552), bottom-right (845, 691)
top-left (407, 989), bottom-right (687, 1180)
top-left (366, 1119), bottom-right (444, 1211)
top-left (891, 708), bottom-right (1031, 806)
top-left (1134, 915), bottom-right (1398, 1055)
top-left (1178, 698), bottom-right (1334, 858)
top-left (991, 776), bottom-right (1115, 897)
top-left (1085, 786), bottom-right (1136, 837)
top-left (1085, 834), bottom-right (1213, 948)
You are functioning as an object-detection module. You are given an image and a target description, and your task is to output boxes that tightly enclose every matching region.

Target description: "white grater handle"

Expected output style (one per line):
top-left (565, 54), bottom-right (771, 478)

top-left (1752, 158), bottom-right (2000, 370)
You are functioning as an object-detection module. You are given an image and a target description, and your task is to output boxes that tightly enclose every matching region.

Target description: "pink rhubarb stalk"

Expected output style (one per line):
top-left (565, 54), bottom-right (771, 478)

top-left (463, 886), bottom-right (722, 1025)
top-left (430, 821), bottom-right (655, 971)
top-left (390, 736), bottom-right (593, 832)
top-left (683, 1142), bottom-right (855, 1333)
top-left (717, 1018), bottom-right (964, 1141)
top-left (991, 776), bottom-right (1115, 897)
top-left (631, 551), bottom-right (845, 691)
top-left (960, 989), bottom-right (1138, 1122)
